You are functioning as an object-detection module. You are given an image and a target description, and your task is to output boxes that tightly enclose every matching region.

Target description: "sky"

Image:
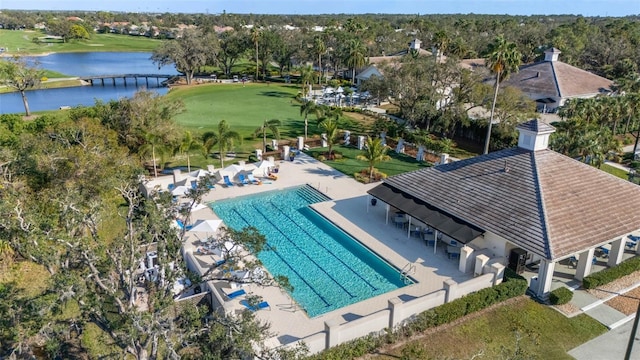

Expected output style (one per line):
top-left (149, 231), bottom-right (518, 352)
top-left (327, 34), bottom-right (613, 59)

top-left (2, 0), bottom-right (639, 17)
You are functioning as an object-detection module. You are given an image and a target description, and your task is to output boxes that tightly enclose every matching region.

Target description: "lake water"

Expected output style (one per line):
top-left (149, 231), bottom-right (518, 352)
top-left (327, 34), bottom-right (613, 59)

top-left (0, 52), bottom-right (178, 114)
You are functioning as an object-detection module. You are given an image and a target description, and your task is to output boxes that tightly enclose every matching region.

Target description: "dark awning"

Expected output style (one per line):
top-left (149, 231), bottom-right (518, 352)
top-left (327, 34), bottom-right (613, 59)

top-left (368, 182), bottom-right (484, 244)
top-left (536, 97), bottom-right (556, 104)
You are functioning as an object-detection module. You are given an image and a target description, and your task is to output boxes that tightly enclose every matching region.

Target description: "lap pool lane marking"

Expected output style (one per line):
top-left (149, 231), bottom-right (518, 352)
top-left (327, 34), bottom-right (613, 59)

top-left (230, 208), bottom-right (333, 308)
top-left (269, 200), bottom-right (379, 292)
top-left (251, 205), bottom-right (357, 298)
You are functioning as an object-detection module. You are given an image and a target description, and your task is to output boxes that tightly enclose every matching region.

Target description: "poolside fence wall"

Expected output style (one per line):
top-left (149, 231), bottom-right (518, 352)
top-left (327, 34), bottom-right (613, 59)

top-left (291, 273), bottom-right (497, 355)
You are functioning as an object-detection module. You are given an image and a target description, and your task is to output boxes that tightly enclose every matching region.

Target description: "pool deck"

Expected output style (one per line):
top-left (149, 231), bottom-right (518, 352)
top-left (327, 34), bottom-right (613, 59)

top-left (175, 153), bottom-right (472, 349)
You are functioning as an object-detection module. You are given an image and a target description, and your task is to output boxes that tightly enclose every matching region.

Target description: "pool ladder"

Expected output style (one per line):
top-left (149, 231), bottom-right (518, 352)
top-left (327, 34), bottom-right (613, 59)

top-left (400, 262), bottom-right (416, 284)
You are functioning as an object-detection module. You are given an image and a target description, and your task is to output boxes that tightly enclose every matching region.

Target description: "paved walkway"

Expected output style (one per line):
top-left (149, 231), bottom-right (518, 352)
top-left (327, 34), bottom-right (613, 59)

top-left (565, 283), bottom-right (640, 359)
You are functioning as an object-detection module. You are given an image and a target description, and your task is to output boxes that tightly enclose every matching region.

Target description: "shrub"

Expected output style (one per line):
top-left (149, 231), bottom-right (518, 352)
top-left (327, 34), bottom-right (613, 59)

top-left (309, 271), bottom-right (528, 359)
top-left (317, 155), bottom-right (326, 162)
top-left (549, 287), bottom-right (573, 305)
top-left (630, 161), bottom-right (640, 169)
top-left (583, 256), bottom-right (640, 289)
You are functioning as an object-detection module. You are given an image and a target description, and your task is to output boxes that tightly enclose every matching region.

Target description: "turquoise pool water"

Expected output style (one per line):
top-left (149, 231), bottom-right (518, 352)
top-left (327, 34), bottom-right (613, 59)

top-left (211, 185), bottom-right (410, 317)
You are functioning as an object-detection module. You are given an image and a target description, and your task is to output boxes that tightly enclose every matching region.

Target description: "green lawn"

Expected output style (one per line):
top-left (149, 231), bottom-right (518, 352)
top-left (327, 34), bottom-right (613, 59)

top-left (305, 145), bottom-right (430, 178)
top-left (168, 83), bottom-right (302, 137)
top-left (600, 163), bottom-right (630, 180)
top-left (0, 30), bottom-right (162, 56)
top-left (375, 298), bottom-right (607, 360)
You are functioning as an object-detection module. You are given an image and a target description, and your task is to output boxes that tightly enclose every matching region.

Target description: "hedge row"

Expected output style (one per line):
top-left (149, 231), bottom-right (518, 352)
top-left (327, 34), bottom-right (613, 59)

top-left (305, 270), bottom-right (528, 359)
top-left (582, 255), bottom-right (640, 289)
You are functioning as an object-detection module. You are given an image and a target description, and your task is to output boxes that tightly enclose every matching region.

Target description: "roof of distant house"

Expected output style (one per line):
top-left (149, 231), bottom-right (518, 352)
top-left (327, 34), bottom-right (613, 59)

top-left (501, 48), bottom-right (613, 99)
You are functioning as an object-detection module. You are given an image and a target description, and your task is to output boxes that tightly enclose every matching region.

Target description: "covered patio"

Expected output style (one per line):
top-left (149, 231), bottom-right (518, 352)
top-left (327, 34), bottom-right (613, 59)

top-left (368, 119), bottom-right (640, 298)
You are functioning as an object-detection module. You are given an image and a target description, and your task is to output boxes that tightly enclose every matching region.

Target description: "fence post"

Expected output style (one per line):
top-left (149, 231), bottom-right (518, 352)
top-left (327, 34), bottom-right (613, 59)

top-left (475, 254), bottom-right (489, 276)
top-left (324, 318), bottom-right (341, 350)
top-left (459, 246), bottom-right (474, 273)
top-left (443, 279), bottom-right (457, 303)
top-left (489, 263), bottom-right (505, 285)
top-left (388, 298), bottom-right (402, 328)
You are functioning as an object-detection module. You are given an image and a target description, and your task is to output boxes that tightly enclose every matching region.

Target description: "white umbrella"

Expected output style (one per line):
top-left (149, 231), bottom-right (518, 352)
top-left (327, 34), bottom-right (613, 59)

top-left (188, 169), bottom-right (210, 178)
top-left (171, 185), bottom-right (191, 196)
top-left (189, 219), bottom-right (223, 234)
top-left (254, 160), bottom-right (274, 176)
top-left (220, 164), bottom-right (244, 178)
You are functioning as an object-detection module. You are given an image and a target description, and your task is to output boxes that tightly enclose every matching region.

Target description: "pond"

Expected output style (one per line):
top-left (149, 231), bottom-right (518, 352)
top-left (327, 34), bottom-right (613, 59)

top-left (0, 52), bottom-right (178, 114)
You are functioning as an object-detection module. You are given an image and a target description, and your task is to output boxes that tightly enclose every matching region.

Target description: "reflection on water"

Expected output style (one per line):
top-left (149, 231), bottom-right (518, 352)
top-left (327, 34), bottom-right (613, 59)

top-left (0, 85), bottom-right (170, 114)
top-left (0, 52), bottom-right (177, 114)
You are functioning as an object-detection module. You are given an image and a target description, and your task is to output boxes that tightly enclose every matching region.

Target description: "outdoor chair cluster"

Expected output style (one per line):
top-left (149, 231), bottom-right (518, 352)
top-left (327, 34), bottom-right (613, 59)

top-left (224, 174), bottom-right (262, 187)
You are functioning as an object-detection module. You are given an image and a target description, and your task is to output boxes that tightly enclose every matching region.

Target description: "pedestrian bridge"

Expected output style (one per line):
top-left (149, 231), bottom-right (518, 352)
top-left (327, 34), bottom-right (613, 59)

top-left (79, 74), bottom-right (179, 87)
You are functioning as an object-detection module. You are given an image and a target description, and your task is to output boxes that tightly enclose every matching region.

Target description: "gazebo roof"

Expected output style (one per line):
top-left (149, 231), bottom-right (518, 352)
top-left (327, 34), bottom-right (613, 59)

top-left (369, 137), bottom-right (640, 260)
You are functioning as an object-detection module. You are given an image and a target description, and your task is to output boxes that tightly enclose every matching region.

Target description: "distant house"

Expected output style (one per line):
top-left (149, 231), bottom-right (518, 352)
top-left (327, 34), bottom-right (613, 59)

top-left (355, 39), bottom-right (439, 86)
top-left (499, 48), bottom-right (613, 112)
top-left (369, 119), bottom-right (640, 299)
top-left (213, 26), bottom-right (234, 33)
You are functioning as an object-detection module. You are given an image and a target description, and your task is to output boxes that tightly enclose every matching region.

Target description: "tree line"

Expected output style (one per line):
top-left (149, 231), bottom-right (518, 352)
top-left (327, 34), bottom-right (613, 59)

top-left (2, 10), bottom-right (639, 78)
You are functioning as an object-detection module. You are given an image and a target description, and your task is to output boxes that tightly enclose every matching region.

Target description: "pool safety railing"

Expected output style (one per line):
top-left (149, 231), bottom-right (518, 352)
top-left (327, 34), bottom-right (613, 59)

top-left (400, 262), bottom-right (416, 284)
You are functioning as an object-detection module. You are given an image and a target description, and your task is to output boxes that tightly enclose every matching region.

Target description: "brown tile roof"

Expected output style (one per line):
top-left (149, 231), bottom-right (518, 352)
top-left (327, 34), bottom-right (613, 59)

top-left (516, 119), bottom-right (556, 133)
top-left (501, 60), bottom-right (613, 99)
top-left (375, 147), bottom-right (640, 260)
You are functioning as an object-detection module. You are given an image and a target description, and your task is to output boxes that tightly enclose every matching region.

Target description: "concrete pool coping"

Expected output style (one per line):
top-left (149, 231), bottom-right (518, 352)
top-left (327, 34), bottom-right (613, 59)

top-left (175, 153), bottom-right (473, 350)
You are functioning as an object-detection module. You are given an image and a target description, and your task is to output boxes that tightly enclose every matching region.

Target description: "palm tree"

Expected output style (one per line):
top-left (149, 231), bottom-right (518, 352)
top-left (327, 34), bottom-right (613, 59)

top-left (319, 117), bottom-right (340, 159)
top-left (139, 132), bottom-right (169, 178)
top-left (483, 35), bottom-right (521, 154)
top-left (299, 101), bottom-right (317, 140)
top-left (357, 136), bottom-right (391, 182)
top-left (299, 65), bottom-right (315, 98)
top-left (254, 119), bottom-right (281, 153)
top-left (250, 27), bottom-right (261, 80)
top-left (344, 38), bottom-right (367, 85)
top-left (313, 36), bottom-right (327, 85)
top-left (203, 120), bottom-right (242, 167)
top-left (178, 131), bottom-right (203, 172)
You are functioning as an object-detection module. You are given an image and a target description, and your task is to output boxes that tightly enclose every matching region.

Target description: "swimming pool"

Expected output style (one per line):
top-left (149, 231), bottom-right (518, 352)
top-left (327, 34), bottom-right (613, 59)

top-left (211, 185), bottom-right (411, 317)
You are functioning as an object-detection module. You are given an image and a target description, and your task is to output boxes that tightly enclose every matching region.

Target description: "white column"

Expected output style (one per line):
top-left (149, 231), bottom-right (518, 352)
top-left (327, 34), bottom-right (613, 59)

top-left (439, 153), bottom-right (449, 165)
top-left (297, 136), bottom-right (304, 150)
top-left (459, 246), bottom-right (474, 273)
top-left (433, 230), bottom-right (438, 254)
top-left (608, 238), bottom-right (624, 267)
top-left (489, 263), bottom-right (505, 285)
top-left (536, 260), bottom-right (556, 298)
top-left (575, 248), bottom-right (595, 281)
top-left (385, 203), bottom-right (390, 225)
top-left (255, 149), bottom-right (263, 160)
top-left (357, 135), bottom-right (365, 150)
top-left (321, 133), bottom-right (327, 147)
top-left (475, 254), bottom-right (489, 276)
top-left (271, 139), bottom-right (279, 150)
top-left (283, 145), bottom-right (290, 160)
